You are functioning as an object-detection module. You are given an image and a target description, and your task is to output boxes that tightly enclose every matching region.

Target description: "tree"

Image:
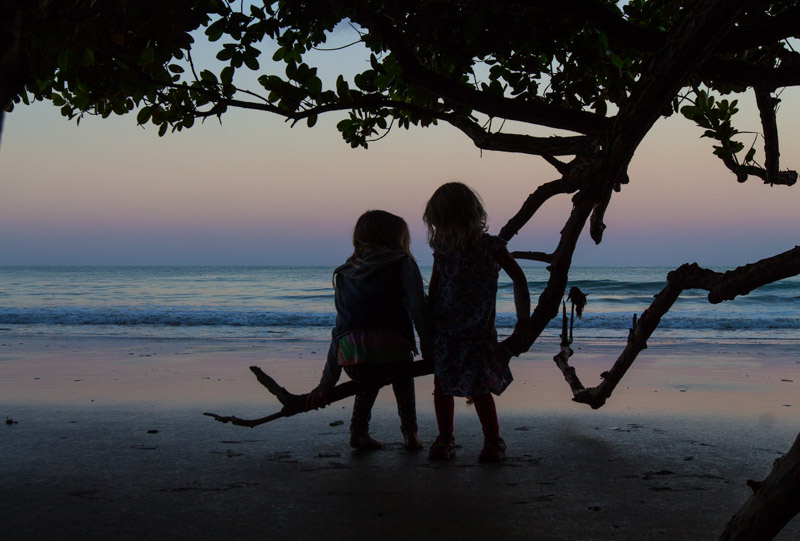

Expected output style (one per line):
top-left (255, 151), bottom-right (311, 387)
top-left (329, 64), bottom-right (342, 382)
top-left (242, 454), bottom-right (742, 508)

top-left (4, 1), bottom-right (800, 538)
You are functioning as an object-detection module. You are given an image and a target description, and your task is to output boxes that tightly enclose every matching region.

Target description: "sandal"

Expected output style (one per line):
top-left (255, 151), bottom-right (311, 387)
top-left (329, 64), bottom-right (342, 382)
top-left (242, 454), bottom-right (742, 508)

top-left (478, 437), bottom-right (506, 462)
top-left (428, 434), bottom-right (456, 460)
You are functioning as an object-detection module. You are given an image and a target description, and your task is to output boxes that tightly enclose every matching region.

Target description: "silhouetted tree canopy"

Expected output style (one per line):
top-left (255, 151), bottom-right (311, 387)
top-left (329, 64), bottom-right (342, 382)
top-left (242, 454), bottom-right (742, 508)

top-left (3, 1), bottom-right (798, 186)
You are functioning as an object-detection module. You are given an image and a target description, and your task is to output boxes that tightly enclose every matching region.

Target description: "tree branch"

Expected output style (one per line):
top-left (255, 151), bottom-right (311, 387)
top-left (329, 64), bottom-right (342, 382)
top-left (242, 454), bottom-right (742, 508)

top-left (351, 9), bottom-right (610, 136)
top-left (573, 246), bottom-right (800, 409)
top-left (698, 59), bottom-right (800, 90)
top-left (205, 362), bottom-right (434, 428)
top-left (498, 176), bottom-right (581, 241)
top-left (606, 0), bottom-right (754, 185)
top-left (706, 245), bottom-right (800, 303)
top-left (553, 301), bottom-right (585, 396)
top-left (446, 116), bottom-right (587, 157)
top-left (754, 86), bottom-right (781, 186)
top-left (716, 3), bottom-right (800, 53)
top-left (720, 431), bottom-right (800, 541)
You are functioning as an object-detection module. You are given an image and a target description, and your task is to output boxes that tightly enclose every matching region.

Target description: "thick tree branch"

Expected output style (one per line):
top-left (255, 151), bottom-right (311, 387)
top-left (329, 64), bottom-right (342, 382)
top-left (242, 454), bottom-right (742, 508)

top-left (706, 245), bottom-right (800, 303)
top-left (720, 432), bottom-right (800, 541)
top-left (574, 246), bottom-right (800, 409)
top-left (446, 116), bottom-right (587, 157)
top-left (698, 58), bottom-right (800, 89)
top-left (604, 0), bottom-right (754, 191)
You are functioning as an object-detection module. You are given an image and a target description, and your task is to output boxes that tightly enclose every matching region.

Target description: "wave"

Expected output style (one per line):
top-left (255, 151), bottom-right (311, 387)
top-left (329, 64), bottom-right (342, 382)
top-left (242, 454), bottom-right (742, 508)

top-left (0, 307), bottom-right (335, 328)
top-left (2, 307), bottom-right (797, 332)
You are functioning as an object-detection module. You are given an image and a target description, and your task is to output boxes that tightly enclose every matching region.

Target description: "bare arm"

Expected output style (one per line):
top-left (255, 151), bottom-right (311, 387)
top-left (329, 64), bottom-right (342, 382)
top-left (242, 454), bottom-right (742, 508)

top-left (401, 257), bottom-right (433, 359)
top-left (494, 245), bottom-right (531, 323)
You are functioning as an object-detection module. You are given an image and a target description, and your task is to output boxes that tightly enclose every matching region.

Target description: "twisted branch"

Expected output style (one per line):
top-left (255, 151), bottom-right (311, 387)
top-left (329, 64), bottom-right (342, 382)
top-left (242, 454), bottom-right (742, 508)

top-left (573, 246), bottom-right (800, 409)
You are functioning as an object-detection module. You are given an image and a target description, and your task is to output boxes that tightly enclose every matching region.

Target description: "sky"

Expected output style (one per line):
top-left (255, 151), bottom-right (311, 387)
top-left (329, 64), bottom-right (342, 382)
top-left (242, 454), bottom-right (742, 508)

top-left (1, 31), bottom-right (799, 268)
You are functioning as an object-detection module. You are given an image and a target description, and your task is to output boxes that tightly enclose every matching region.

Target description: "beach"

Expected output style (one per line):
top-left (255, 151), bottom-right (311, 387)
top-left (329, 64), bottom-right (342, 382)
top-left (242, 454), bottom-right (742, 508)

top-left (2, 335), bottom-right (799, 540)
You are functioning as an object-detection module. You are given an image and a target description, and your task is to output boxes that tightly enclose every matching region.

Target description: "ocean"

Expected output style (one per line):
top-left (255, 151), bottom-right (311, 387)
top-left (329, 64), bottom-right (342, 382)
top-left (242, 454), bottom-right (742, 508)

top-left (1, 265), bottom-right (798, 344)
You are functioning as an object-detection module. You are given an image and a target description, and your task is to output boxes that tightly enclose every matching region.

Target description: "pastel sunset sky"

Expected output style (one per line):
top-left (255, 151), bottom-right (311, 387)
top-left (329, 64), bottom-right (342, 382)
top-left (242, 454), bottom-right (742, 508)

top-left (2, 32), bottom-right (798, 268)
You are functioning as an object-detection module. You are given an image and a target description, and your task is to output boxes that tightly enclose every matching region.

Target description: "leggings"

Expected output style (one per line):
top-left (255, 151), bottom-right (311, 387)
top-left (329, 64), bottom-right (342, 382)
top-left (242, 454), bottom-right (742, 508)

top-left (433, 376), bottom-right (499, 440)
top-left (344, 363), bottom-right (417, 433)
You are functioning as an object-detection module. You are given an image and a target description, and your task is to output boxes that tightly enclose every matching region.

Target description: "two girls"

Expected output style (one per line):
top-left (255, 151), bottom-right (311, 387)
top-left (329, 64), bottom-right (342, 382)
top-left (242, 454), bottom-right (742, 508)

top-left (310, 182), bottom-right (530, 461)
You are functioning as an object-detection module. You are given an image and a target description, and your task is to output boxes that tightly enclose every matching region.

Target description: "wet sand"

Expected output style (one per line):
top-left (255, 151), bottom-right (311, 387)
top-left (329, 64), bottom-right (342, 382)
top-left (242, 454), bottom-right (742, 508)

top-left (1, 335), bottom-right (799, 540)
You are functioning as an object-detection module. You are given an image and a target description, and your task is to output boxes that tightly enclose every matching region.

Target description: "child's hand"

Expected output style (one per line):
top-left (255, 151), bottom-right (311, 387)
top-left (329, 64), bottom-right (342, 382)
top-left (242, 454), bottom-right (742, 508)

top-left (306, 384), bottom-right (329, 410)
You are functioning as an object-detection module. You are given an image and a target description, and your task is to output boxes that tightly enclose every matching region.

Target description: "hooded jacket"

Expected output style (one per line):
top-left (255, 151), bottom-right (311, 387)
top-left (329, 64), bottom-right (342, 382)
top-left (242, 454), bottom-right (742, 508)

top-left (320, 248), bottom-right (429, 388)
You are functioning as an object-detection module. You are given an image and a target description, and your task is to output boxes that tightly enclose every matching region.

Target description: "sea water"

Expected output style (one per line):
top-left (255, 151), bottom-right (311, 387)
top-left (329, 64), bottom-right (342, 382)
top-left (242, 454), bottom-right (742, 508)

top-left (0, 265), bottom-right (798, 344)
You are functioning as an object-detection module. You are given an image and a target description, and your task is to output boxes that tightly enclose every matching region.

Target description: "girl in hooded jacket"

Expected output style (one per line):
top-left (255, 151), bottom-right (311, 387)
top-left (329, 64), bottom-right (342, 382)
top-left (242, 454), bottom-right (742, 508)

top-left (308, 210), bottom-right (431, 450)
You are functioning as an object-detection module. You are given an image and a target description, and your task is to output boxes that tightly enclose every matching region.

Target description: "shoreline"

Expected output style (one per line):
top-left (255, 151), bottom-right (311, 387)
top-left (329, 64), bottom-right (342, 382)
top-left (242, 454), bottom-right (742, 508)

top-left (2, 334), bottom-right (799, 539)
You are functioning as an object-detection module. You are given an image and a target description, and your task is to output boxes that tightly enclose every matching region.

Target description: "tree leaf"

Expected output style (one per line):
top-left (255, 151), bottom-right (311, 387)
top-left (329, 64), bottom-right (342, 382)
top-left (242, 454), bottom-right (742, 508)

top-left (137, 106), bottom-right (152, 125)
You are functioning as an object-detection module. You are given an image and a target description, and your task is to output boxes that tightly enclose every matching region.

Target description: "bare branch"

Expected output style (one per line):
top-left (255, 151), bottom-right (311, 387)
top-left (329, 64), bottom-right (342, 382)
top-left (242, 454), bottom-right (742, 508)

top-left (205, 362), bottom-right (434, 428)
top-left (574, 246), bottom-right (800, 409)
top-left (498, 176), bottom-right (581, 242)
top-left (707, 245), bottom-right (800, 303)
top-left (553, 301), bottom-right (584, 396)
top-left (447, 116), bottom-right (587, 157)
top-left (754, 86), bottom-right (781, 186)
top-left (589, 184), bottom-right (613, 244)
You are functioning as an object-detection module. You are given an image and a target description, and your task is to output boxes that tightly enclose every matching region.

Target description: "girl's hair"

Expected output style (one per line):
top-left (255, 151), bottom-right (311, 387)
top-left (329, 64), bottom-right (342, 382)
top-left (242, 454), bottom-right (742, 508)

top-left (423, 182), bottom-right (487, 251)
top-left (347, 209), bottom-right (412, 263)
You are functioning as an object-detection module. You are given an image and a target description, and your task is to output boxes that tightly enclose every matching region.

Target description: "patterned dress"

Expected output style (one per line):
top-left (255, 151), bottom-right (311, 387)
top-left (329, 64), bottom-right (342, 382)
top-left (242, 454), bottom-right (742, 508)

top-left (431, 234), bottom-right (513, 397)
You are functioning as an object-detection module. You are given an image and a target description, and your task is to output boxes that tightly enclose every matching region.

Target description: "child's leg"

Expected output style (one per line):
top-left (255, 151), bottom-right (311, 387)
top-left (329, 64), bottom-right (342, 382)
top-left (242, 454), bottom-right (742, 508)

top-left (350, 387), bottom-right (382, 449)
top-left (344, 365), bottom-right (383, 449)
top-left (429, 376), bottom-right (456, 459)
top-left (391, 376), bottom-right (422, 449)
top-left (351, 387), bottom-right (379, 431)
top-left (433, 376), bottom-right (454, 437)
top-left (471, 392), bottom-right (499, 441)
top-left (473, 393), bottom-right (506, 461)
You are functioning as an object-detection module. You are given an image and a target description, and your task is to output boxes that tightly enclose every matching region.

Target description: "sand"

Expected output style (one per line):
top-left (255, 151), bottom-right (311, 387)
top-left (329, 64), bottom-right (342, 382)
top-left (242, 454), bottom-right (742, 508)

top-left (1, 334), bottom-right (799, 540)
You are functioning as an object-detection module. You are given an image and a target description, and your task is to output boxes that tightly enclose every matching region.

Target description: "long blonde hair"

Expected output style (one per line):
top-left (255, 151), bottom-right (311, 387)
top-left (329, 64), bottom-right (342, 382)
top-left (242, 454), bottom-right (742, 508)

top-left (423, 182), bottom-right (487, 251)
top-left (347, 210), bottom-right (412, 263)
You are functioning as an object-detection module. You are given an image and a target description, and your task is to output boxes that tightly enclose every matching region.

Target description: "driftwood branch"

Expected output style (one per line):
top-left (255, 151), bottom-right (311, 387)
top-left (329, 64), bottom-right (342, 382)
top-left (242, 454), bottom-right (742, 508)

top-left (574, 246), bottom-right (800, 409)
top-left (720, 432), bottom-right (800, 541)
top-left (553, 301), bottom-right (584, 396)
top-left (205, 362), bottom-right (434, 428)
